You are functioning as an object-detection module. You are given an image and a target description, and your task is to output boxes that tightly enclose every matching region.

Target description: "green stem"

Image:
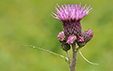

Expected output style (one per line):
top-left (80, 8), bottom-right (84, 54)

top-left (79, 50), bottom-right (99, 65)
top-left (65, 51), bottom-right (71, 65)
top-left (22, 45), bottom-right (68, 62)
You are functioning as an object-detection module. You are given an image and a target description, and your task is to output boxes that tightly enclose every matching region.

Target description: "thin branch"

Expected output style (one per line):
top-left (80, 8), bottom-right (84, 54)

top-left (22, 45), bottom-right (68, 61)
top-left (79, 50), bottom-right (99, 65)
top-left (65, 51), bottom-right (71, 65)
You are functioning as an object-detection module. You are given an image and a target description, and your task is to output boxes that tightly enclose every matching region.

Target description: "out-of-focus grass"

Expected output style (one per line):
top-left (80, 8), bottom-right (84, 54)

top-left (0, 0), bottom-right (113, 71)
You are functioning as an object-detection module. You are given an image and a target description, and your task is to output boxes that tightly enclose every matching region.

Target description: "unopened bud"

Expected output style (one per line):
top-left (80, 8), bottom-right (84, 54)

top-left (61, 42), bottom-right (70, 51)
top-left (66, 35), bottom-right (77, 44)
top-left (81, 29), bottom-right (94, 43)
top-left (57, 31), bottom-right (65, 42)
top-left (77, 29), bottom-right (94, 48)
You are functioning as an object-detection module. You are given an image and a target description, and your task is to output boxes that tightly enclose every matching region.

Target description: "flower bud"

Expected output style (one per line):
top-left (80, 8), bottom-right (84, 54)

top-left (66, 35), bottom-right (77, 44)
top-left (77, 29), bottom-right (94, 47)
top-left (61, 42), bottom-right (70, 51)
top-left (57, 31), bottom-right (65, 42)
top-left (81, 29), bottom-right (94, 43)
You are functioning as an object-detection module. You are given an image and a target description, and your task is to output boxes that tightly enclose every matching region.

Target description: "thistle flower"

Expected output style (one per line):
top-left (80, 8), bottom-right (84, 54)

top-left (52, 4), bottom-right (98, 69)
top-left (52, 4), bottom-right (92, 44)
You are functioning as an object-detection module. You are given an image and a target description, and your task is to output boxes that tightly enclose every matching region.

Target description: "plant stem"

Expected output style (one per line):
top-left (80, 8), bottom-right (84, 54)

top-left (70, 43), bottom-right (77, 71)
top-left (65, 51), bottom-right (70, 65)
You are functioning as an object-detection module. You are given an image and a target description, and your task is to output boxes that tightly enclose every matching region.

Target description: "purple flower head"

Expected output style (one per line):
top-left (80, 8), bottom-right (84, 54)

top-left (52, 4), bottom-right (92, 21)
top-left (52, 4), bottom-right (92, 39)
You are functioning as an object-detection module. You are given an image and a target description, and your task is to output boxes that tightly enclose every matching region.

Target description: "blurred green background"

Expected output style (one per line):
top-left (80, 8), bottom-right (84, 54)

top-left (0, 0), bottom-right (113, 71)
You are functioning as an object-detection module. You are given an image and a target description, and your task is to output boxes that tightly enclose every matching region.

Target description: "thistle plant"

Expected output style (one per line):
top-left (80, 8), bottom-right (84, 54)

top-left (23, 3), bottom-right (99, 71)
top-left (52, 4), bottom-right (98, 71)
